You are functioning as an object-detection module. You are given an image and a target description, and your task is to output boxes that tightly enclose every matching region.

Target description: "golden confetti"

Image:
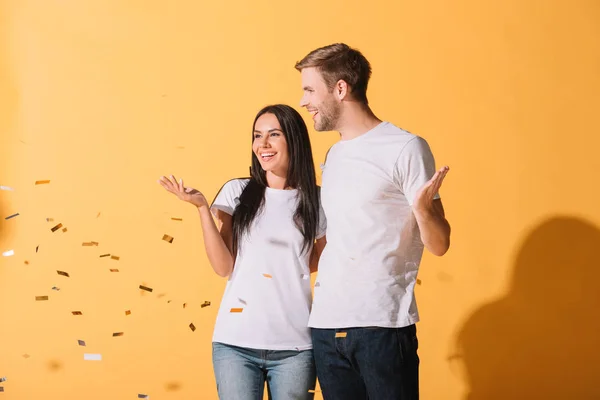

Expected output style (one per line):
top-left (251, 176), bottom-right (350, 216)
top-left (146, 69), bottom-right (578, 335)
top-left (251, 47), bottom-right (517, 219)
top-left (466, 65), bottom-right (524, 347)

top-left (24, 260), bottom-right (29, 265)
top-left (5, 213), bottom-right (19, 220)
top-left (263, 273), bottom-right (273, 279)
top-left (82, 242), bottom-right (94, 246)
top-left (35, 296), bottom-right (48, 301)
top-left (46, 218), bottom-right (54, 222)
top-left (51, 223), bottom-right (63, 232)
top-left (125, 310), bottom-right (131, 316)
top-left (416, 279), bottom-right (422, 285)
top-left (52, 286), bottom-right (60, 291)
top-left (91, 241), bottom-right (99, 246)
top-left (112, 332), bottom-right (124, 337)
top-left (157, 293), bottom-right (166, 299)
top-left (238, 298), bottom-right (247, 305)
top-left (78, 340), bottom-right (86, 346)
top-left (315, 282), bottom-right (321, 287)
top-left (99, 254), bottom-right (110, 258)
top-left (162, 234), bottom-right (174, 243)
top-left (171, 217), bottom-right (183, 221)
top-left (22, 354), bottom-right (30, 359)
top-left (96, 212), bottom-right (101, 218)
top-left (335, 332), bottom-right (347, 338)
top-left (57, 270), bottom-right (70, 277)
top-left (139, 285), bottom-right (153, 292)
top-left (138, 394), bottom-right (149, 399)
top-left (35, 245), bottom-right (39, 253)
top-left (230, 308), bottom-right (243, 313)
top-left (62, 228), bottom-right (67, 232)
top-left (111, 255), bottom-right (120, 260)
top-left (72, 311), bottom-right (83, 315)
top-left (109, 269), bottom-right (119, 272)
top-left (189, 323), bottom-right (196, 332)
top-left (201, 301), bottom-right (211, 308)
top-left (35, 180), bottom-right (50, 185)
top-left (183, 303), bottom-right (187, 309)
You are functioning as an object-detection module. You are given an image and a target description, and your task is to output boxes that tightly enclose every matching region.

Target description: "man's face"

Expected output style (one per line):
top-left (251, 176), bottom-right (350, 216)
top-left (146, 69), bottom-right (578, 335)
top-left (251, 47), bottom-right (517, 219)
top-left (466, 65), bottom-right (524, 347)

top-left (299, 67), bottom-right (342, 132)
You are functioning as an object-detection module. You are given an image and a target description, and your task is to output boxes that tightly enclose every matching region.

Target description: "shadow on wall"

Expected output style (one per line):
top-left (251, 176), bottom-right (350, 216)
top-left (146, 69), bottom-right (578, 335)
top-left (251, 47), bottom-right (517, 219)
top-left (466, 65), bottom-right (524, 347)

top-left (454, 216), bottom-right (600, 399)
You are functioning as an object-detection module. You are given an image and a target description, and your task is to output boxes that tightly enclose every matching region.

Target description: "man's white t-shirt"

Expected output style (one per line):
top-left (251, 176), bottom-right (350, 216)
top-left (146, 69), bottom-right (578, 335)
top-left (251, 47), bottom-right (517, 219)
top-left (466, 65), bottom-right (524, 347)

top-left (210, 179), bottom-right (326, 350)
top-left (308, 122), bottom-right (439, 329)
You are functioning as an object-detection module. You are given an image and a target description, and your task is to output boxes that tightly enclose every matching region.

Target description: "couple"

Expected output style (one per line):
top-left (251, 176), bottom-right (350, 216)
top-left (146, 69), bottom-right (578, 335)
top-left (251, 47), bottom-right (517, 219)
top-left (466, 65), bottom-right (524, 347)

top-left (159, 43), bottom-right (451, 400)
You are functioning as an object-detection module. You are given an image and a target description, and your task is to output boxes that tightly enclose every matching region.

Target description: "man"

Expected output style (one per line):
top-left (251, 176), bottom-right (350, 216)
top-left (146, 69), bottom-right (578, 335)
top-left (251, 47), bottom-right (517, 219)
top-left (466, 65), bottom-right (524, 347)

top-left (295, 43), bottom-right (451, 399)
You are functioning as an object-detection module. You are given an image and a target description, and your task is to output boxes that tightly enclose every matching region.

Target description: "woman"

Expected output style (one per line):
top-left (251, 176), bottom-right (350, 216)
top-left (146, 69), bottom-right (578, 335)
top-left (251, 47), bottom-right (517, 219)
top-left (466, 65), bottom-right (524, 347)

top-left (158, 104), bottom-right (327, 400)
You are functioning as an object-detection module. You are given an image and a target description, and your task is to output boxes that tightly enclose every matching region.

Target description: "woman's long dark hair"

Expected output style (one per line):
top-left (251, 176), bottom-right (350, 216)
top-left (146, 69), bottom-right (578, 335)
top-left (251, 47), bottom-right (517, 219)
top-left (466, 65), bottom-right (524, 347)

top-left (231, 104), bottom-right (319, 256)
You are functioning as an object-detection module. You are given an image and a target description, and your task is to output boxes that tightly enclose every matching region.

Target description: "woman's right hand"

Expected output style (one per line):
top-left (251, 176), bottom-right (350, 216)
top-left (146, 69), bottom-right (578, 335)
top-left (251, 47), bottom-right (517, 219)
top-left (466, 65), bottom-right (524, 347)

top-left (158, 175), bottom-right (208, 209)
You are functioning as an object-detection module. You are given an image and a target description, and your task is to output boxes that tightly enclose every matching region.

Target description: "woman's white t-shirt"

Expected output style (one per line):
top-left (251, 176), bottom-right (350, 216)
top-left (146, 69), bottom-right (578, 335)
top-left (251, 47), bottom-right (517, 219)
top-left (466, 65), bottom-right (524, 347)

top-left (210, 179), bottom-right (326, 351)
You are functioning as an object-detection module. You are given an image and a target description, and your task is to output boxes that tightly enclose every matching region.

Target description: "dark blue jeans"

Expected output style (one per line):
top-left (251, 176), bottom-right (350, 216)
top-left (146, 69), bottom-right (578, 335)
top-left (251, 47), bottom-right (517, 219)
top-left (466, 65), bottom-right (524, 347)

top-left (311, 325), bottom-right (419, 400)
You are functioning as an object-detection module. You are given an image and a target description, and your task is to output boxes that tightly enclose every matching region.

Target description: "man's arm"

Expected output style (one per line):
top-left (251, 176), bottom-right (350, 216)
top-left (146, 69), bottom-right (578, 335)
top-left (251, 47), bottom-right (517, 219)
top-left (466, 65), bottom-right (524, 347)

top-left (413, 198), bottom-right (450, 256)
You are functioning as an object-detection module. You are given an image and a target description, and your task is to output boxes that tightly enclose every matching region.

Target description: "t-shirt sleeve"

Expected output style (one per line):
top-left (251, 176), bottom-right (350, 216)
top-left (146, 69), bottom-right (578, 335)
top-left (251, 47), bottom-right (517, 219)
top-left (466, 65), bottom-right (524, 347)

top-left (316, 187), bottom-right (327, 239)
top-left (210, 179), bottom-right (247, 217)
top-left (393, 136), bottom-right (440, 206)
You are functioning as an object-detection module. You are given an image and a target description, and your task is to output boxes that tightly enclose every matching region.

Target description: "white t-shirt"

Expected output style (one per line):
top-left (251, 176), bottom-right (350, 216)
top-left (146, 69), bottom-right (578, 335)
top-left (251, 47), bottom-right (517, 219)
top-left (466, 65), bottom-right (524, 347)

top-left (308, 122), bottom-right (439, 329)
top-left (210, 178), bottom-right (326, 350)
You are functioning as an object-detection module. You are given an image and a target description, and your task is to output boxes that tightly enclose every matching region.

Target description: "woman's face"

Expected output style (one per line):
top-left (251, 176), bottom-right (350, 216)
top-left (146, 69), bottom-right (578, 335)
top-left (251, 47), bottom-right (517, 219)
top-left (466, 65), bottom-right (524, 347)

top-left (252, 113), bottom-right (289, 177)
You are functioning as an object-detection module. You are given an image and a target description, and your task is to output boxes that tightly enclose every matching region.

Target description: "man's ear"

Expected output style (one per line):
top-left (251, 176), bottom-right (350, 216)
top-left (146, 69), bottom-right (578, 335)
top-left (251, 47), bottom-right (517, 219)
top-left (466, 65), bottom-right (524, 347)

top-left (335, 79), bottom-right (349, 100)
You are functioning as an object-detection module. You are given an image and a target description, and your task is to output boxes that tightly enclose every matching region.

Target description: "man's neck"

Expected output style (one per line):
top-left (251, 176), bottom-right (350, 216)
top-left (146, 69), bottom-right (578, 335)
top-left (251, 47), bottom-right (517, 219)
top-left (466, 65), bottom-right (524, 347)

top-left (336, 103), bottom-right (382, 141)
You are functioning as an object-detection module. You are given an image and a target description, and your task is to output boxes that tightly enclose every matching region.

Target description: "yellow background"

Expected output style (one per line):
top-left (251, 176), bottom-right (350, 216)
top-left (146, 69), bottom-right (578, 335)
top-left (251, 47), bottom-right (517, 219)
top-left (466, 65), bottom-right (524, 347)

top-left (1, 0), bottom-right (600, 399)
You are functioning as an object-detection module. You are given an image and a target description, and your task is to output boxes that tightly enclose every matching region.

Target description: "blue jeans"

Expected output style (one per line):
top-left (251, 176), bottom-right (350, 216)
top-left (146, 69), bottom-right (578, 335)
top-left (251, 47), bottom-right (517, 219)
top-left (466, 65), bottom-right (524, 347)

top-left (212, 342), bottom-right (316, 400)
top-left (311, 325), bottom-right (419, 400)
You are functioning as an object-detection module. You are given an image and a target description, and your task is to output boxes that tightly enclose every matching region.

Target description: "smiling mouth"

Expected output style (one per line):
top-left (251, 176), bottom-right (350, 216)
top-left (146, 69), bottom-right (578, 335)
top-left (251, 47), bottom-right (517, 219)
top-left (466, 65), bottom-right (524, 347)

top-left (309, 110), bottom-right (318, 120)
top-left (260, 152), bottom-right (276, 162)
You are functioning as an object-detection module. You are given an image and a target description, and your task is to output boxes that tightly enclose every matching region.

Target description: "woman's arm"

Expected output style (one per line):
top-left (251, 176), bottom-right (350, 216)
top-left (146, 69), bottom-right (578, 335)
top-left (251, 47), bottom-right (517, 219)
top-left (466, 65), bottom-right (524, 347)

top-left (309, 236), bottom-right (327, 273)
top-left (198, 206), bottom-right (235, 277)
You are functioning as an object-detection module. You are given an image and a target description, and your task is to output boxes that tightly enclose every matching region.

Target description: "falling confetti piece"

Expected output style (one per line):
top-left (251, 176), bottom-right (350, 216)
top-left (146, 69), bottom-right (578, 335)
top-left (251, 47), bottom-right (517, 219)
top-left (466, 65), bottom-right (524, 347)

top-left (189, 323), bottom-right (196, 332)
top-left (0, 185), bottom-right (15, 191)
top-left (57, 270), bottom-right (70, 277)
top-left (111, 256), bottom-right (120, 260)
top-left (138, 395), bottom-right (149, 399)
top-left (46, 218), bottom-right (54, 222)
top-left (24, 260), bottom-right (29, 265)
top-left (157, 293), bottom-right (166, 299)
top-left (183, 303), bottom-right (187, 308)
top-left (167, 300), bottom-right (171, 303)
top-left (96, 212), bottom-right (101, 218)
top-left (72, 311), bottom-right (83, 315)
top-left (171, 217), bottom-right (182, 221)
top-left (36, 296), bottom-right (48, 301)
top-left (62, 227), bottom-right (67, 232)
top-left (2, 250), bottom-right (14, 257)
top-left (0, 387), bottom-right (3, 392)
top-left (139, 285), bottom-right (153, 292)
top-left (51, 223), bottom-right (63, 232)
top-left (82, 242), bottom-right (94, 246)
top-left (84, 353), bottom-right (101, 361)
top-left (315, 282), bottom-right (320, 287)
top-left (112, 332), bottom-right (124, 337)
top-left (0, 377), bottom-right (5, 382)
top-left (91, 241), bottom-right (99, 246)
top-left (263, 273), bottom-right (272, 279)
top-left (162, 234), bottom-right (174, 243)
top-left (301, 274), bottom-right (310, 280)
top-left (125, 310), bottom-right (131, 316)
top-left (109, 269), bottom-right (119, 272)
top-left (78, 340), bottom-right (86, 346)
top-left (238, 298), bottom-right (247, 305)
top-left (230, 308), bottom-right (243, 313)
top-left (99, 254), bottom-right (110, 258)
top-left (201, 301), bottom-right (211, 308)
top-left (5, 213), bottom-right (19, 220)
top-left (416, 279), bottom-right (422, 285)
top-left (52, 286), bottom-right (60, 291)
top-left (22, 354), bottom-right (30, 359)
top-left (36, 245), bottom-right (39, 253)
top-left (308, 389), bottom-right (321, 393)
top-left (35, 180), bottom-right (50, 185)
top-left (335, 332), bottom-right (347, 338)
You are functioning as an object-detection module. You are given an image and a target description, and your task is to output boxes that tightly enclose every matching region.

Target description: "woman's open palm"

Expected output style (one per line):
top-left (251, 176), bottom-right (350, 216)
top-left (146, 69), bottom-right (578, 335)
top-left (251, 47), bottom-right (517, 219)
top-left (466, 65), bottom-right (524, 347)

top-left (158, 175), bottom-right (208, 209)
